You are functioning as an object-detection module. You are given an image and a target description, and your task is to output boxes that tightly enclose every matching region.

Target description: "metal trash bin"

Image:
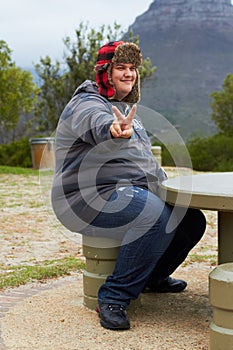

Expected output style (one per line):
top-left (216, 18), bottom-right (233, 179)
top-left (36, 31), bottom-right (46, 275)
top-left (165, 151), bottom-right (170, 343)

top-left (29, 137), bottom-right (55, 170)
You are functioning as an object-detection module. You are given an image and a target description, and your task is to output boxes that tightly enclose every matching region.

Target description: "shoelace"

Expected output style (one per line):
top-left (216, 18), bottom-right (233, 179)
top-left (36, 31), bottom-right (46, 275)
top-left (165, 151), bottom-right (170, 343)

top-left (96, 304), bottom-right (126, 313)
top-left (108, 304), bottom-right (125, 312)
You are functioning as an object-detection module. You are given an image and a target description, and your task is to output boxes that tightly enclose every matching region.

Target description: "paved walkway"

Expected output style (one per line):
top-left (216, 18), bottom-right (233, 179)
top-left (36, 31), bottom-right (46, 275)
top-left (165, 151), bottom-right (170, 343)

top-left (0, 267), bottom-right (212, 350)
top-left (0, 276), bottom-right (79, 350)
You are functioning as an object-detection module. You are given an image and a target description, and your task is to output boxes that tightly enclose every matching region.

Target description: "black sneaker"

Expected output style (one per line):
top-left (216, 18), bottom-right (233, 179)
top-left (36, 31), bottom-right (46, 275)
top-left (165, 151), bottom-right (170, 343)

top-left (142, 276), bottom-right (187, 293)
top-left (97, 303), bottom-right (130, 330)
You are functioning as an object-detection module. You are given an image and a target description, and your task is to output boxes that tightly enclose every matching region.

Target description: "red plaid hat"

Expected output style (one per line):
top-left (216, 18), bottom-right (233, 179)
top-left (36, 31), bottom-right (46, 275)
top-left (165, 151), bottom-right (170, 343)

top-left (96, 41), bottom-right (124, 66)
top-left (95, 41), bottom-right (142, 102)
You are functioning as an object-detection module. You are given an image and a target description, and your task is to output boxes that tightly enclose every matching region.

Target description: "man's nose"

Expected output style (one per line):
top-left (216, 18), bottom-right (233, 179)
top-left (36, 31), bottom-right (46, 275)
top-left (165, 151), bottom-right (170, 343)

top-left (124, 68), bottom-right (132, 75)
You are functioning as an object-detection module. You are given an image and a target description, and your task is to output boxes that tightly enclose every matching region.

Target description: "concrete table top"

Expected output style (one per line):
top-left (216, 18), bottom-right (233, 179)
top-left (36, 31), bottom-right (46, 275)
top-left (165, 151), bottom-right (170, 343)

top-left (159, 172), bottom-right (233, 263)
top-left (159, 172), bottom-right (233, 211)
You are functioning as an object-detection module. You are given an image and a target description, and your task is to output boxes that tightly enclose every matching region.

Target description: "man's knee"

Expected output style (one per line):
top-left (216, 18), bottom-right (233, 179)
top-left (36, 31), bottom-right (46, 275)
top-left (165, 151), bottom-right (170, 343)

top-left (183, 208), bottom-right (206, 243)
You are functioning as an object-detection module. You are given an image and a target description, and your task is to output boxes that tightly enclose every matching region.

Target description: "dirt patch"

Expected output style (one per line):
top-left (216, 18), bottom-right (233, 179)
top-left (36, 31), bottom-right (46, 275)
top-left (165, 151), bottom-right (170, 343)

top-left (0, 172), bottom-right (82, 269)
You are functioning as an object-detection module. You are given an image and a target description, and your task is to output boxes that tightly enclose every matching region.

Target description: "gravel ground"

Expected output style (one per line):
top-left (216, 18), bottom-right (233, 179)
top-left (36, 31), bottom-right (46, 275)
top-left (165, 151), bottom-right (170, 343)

top-left (1, 267), bottom-right (211, 350)
top-left (0, 167), bottom-right (218, 349)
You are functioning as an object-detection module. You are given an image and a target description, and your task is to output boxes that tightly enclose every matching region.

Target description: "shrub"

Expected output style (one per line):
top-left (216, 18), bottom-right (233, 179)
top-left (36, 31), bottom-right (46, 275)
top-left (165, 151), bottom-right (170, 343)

top-left (153, 143), bottom-right (192, 168)
top-left (187, 134), bottom-right (233, 171)
top-left (154, 134), bottom-right (233, 172)
top-left (0, 137), bottom-right (32, 167)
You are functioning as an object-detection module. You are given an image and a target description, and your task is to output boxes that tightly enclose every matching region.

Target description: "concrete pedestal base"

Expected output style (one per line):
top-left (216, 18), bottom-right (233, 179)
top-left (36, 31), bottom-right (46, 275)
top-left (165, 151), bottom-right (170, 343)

top-left (151, 146), bottom-right (162, 166)
top-left (82, 236), bottom-right (141, 310)
top-left (209, 263), bottom-right (233, 349)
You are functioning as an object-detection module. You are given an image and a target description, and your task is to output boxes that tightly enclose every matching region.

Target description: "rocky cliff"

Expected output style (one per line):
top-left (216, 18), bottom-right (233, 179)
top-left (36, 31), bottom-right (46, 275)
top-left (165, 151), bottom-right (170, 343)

top-left (128, 0), bottom-right (233, 139)
top-left (133, 0), bottom-right (233, 30)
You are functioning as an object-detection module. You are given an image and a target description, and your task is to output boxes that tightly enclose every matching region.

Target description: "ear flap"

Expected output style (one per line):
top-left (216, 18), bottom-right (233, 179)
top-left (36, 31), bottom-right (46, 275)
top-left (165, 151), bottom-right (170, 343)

top-left (95, 64), bottom-right (115, 99)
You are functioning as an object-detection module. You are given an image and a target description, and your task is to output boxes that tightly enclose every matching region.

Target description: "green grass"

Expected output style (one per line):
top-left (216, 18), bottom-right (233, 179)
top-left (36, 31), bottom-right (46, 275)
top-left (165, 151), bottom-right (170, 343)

top-left (183, 253), bottom-right (217, 267)
top-left (0, 165), bottom-right (39, 175)
top-left (0, 257), bottom-right (86, 290)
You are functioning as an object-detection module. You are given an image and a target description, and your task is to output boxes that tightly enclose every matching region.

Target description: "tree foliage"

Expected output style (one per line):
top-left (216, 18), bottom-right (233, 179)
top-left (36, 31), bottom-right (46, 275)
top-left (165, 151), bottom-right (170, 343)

top-left (63, 22), bottom-right (123, 93)
top-left (0, 40), bottom-right (39, 143)
top-left (187, 134), bottom-right (233, 171)
top-left (33, 56), bottom-right (67, 132)
top-left (0, 137), bottom-right (32, 167)
top-left (210, 73), bottom-right (233, 136)
top-left (34, 23), bottom-right (156, 133)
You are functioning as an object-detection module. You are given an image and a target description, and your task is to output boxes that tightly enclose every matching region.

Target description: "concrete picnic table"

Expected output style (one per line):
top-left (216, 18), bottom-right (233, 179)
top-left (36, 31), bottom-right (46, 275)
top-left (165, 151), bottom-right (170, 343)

top-left (159, 171), bottom-right (233, 349)
top-left (158, 172), bottom-right (233, 264)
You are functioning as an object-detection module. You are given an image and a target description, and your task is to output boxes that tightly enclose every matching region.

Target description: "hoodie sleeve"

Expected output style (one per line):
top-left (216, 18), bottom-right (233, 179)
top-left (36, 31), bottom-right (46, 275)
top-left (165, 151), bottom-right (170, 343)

top-left (70, 95), bottom-right (115, 145)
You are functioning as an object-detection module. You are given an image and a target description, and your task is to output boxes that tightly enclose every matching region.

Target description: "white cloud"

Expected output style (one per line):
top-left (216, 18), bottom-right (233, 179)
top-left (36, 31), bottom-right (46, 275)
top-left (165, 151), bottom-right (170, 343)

top-left (0, 0), bottom-right (152, 67)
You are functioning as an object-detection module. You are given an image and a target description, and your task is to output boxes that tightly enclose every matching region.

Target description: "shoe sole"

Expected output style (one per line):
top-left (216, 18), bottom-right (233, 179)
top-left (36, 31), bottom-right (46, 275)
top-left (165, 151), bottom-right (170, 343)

top-left (142, 283), bottom-right (187, 293)
top-left (100, 319), bottom-right (130, 330)
top-left (156, 282), bottom-right (187, 293)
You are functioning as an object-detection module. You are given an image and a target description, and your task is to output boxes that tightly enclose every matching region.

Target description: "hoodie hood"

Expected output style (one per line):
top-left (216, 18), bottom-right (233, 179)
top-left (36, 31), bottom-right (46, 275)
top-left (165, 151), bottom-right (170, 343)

top-left (73, 80), bottom-right (98, 96)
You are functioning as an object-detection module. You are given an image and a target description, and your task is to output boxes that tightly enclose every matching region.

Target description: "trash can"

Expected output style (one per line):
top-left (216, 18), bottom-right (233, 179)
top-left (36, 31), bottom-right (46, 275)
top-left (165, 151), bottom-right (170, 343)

top-left (29, 137), bottom-right (55, 170)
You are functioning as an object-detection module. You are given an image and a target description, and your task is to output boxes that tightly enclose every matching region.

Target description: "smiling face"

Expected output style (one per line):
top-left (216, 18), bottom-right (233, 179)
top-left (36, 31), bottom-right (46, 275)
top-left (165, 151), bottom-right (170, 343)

top-left (95, 41), bottom-right (142, 103)
top-left (111, 63), bottom-right (137, 101)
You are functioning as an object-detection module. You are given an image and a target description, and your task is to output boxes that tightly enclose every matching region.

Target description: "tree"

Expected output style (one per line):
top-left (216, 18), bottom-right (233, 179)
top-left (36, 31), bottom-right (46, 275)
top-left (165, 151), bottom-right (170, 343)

top-left (0, 40), bottom-right (40, 143)
top-left (63, 22), bottom-right (123, 95)
top-left (210, 73), bottom-right (233, 136)
top-left (33, 56), bottom-right (67, 132)
top-left (34, 22), bottom-right (156, 133)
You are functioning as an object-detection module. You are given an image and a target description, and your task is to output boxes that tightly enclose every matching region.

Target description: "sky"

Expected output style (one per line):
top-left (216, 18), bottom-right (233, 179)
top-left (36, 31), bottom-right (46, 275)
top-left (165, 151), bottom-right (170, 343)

top-left (0, 0), bottom-right (153, 68)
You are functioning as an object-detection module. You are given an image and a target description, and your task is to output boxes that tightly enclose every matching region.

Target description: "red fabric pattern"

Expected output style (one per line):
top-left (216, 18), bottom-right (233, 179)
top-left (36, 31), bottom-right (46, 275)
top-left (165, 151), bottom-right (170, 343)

top-left (95, 41), bottom-right (124, 98)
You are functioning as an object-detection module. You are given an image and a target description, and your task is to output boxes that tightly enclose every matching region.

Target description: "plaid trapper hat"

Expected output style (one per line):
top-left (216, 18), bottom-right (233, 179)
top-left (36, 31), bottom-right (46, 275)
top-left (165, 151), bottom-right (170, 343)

top-left (95, 41), bottom-right (142, 103)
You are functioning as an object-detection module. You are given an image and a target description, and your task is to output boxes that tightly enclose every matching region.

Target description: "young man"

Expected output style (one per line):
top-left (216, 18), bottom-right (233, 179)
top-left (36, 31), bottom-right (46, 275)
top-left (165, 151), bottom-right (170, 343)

top-left (52, 41), bottom-right (206, 330)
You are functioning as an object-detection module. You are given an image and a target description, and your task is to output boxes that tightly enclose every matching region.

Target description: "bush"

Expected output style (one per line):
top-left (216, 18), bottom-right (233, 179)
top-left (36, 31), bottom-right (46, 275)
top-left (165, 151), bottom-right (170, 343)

top-left (187, 134), bottom-right (233, 171)
top-left (154, 134), bottom-right (233, 172)
top-left (153, 142), bottom-right (193, 168)
top-left (0, 137), bottom-right (32, 168)
top-left (161, 144), bottom-right (192, 168)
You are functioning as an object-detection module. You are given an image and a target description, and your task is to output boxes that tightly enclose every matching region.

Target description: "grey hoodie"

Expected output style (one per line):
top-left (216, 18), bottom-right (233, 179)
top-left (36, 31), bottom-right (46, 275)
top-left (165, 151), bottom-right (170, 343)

top-left (51, 80), bottom-right (166, 232)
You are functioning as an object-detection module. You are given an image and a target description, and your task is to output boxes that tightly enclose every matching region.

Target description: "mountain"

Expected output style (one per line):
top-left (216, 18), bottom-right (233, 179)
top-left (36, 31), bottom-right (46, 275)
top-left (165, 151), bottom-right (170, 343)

top-left (128, 0), bottom-right (233, 140)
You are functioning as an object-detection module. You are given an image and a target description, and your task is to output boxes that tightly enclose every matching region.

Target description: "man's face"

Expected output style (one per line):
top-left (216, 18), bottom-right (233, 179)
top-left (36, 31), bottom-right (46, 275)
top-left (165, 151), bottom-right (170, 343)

top-left (111, 63), bottom-right (137, 101)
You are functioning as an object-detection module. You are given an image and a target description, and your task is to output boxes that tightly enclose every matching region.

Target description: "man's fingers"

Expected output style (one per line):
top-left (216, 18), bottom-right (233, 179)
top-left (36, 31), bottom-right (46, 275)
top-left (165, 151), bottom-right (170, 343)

top-left (111, 120), bottom-right (122, 136)
top-left (112, 104), bottom-right (137, 123)
top-left (121, 129), bottom-right (132, 138)
top-left (110, 104), bottom-right (136, 138)
top-left (125, 104), bottom-right (137, 123)
top-left (112, 106), bottom-right (124, 122)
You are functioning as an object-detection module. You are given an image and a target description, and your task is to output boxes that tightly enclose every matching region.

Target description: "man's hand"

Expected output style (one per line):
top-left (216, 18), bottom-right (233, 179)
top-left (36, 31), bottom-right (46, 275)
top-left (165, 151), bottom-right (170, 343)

top-left (110, 104), bottom-right (137, 138)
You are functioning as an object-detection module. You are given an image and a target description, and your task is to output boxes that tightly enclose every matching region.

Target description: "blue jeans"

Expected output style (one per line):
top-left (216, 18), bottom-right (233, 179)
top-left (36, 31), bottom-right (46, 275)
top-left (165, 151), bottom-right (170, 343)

top-left (83, 186), bottom-right (206, 306)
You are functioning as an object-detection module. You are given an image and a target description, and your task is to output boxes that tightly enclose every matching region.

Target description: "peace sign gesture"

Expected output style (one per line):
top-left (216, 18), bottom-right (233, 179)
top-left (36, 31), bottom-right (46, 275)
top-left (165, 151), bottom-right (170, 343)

top-left (110, 104), bottom-right (137, 139)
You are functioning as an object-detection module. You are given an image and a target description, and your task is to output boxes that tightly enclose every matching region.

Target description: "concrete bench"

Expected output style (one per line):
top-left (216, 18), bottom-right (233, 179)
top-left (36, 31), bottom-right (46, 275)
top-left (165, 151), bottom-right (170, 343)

top-left (82, 147), bottom-right (162, 310)
top-left (82, 236), bottom-right (141, 310)
top-left (209, 263), bottom-right (233, 349)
